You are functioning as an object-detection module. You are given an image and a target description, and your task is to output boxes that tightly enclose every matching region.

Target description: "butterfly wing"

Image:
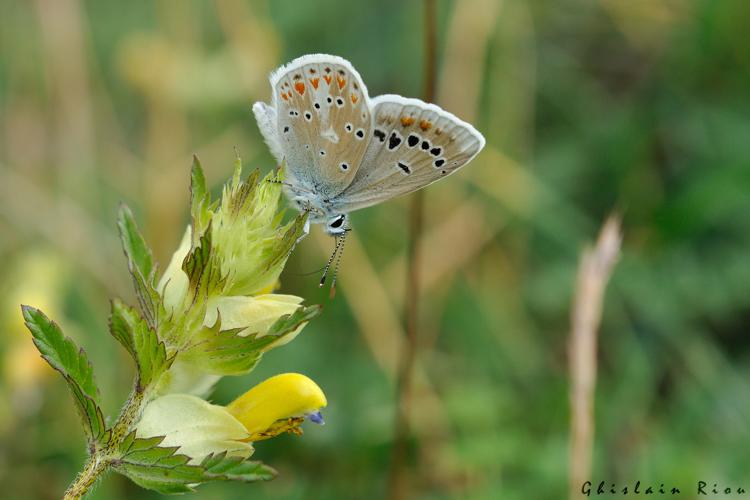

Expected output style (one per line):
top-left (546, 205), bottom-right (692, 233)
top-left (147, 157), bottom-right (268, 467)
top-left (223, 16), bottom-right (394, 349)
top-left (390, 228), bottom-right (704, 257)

top-left (254, 54), bottom-right (373, 198)
top-left (329, 95), bottom-right (485, 213)
top-left (253, 101), bottom-right (284, 163)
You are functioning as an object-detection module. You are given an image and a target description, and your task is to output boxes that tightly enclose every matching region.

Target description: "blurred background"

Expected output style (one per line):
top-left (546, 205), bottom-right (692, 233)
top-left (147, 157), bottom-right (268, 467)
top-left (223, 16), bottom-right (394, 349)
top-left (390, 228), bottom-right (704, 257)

top-left (1, 0), bottom-right (750, 498)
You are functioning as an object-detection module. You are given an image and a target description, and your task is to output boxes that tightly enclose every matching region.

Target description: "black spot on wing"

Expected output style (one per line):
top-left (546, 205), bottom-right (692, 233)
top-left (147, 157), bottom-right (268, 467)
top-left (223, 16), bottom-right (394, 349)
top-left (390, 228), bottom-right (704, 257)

top-left (388, 132), bottom-right (402, 150)
top-left (397, 162), bottom-right (411, 174)
top-left (407, 134), bottom-right (420, 147)
top-left (374, 129), bottom-right (386, 142)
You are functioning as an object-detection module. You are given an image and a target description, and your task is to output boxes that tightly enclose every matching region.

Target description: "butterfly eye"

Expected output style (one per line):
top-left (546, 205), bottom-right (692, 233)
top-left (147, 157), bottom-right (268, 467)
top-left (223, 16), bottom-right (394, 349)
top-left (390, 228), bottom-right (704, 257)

top-left (329, 214), bottom-right (345, 229)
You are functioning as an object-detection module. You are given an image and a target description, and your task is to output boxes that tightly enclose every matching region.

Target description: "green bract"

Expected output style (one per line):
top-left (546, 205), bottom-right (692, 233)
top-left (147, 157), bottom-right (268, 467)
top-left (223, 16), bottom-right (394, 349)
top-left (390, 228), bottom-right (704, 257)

top-left (21, 155), bottom-right (325, 498)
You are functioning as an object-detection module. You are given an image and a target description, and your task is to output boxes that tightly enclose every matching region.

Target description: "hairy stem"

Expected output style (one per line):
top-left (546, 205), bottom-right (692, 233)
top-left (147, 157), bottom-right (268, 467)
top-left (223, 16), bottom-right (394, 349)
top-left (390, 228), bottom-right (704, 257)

top-left (63, 385), bottom-right (150, 498)
top-left (63, 452), bottom-right (109, 500)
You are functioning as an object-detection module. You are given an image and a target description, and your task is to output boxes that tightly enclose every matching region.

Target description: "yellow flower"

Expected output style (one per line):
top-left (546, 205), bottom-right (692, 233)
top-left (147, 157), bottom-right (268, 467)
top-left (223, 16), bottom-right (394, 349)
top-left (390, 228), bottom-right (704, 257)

top-left (136, 374), bottom-right (326, 462)
top-left (227, 373), bottom-right (327, 441)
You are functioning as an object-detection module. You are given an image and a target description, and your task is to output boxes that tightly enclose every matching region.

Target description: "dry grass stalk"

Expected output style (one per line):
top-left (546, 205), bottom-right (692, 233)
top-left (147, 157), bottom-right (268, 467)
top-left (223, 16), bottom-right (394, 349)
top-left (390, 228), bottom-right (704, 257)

top-left (568, 215), bottom-right (622, 499)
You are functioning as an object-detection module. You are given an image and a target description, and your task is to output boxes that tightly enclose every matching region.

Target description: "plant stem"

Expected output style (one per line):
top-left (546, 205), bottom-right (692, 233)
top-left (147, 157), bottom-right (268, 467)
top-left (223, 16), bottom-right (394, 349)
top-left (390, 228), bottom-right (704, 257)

top-left (63, 453), bottom-right (109, 500)
top-left (63, 387), bottom-right (148, 498)
top-left (388, 1), bottom-right (437, 498)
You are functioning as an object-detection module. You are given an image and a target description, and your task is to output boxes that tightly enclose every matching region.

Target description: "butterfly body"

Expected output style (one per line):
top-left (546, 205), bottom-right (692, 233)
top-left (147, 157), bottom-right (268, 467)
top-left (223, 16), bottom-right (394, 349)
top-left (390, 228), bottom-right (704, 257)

top-left (253, 54), bottom-right (485, 236)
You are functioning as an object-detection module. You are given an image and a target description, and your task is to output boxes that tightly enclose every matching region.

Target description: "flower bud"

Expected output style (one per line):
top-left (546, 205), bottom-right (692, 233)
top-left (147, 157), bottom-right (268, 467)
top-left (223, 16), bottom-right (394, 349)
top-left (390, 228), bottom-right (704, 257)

top-left (204, 294), bottom-right (305, 349)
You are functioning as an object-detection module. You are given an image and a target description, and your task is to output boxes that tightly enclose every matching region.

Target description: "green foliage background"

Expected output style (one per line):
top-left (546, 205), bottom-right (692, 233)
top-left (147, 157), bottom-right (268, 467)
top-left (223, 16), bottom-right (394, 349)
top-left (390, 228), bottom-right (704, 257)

top-left (1, 0), bottom-right (749, 498)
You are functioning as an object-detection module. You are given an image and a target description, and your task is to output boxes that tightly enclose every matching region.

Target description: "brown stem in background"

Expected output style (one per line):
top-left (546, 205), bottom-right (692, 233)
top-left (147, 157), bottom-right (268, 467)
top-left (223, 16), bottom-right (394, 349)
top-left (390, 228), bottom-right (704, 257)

top-left (568, 215), bottom-right (622, 499)
top-left (387, 1), bottom-right (437, 498)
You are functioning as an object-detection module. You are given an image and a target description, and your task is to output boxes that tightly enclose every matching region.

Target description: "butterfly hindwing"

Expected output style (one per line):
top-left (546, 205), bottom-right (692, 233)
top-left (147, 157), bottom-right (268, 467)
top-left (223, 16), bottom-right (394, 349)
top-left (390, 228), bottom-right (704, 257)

top-left (329, 95), bottom-right (485, 212)
top-left (266, 54), bottom-right (372, 198)
top-left (253, 101), bottom-right (283, 163)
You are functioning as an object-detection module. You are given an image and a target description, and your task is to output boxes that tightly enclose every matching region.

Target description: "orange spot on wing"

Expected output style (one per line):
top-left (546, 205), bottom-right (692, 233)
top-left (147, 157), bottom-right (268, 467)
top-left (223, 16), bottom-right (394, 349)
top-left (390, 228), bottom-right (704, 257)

top-left (351, 94), bottom-right (359, 104)
top-left (401, 116), bottom-right (415, 127)
top-left (310, 77), bottom-right (320, 89)
top-left (294, 81), bottom-right (306, 95)
top-left (323, 75), bottom-right (332, 85)
top-left (419, 120), bottom-right (432, 131)
top-left (280, 92), bottom-right (289, 101)
top-left (337, 75), bottom-right (346, 89)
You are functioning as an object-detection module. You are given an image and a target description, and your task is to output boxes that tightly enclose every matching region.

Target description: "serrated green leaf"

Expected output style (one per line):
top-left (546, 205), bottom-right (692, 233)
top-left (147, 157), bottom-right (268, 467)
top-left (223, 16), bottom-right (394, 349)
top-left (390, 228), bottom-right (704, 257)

top-left (199, 452), bottom-right (277, 482)
top-left (117, 204), bottom-right (154, 280)
top-left (109, 299), bottom-right (173, 390)
top-left (182, 222), bottom-right (224, 300)
top-left (191, 154), bottom-right (207, 207)
top-left (117, 204), bottom-right (162, 328)
top-left (182, 305), bottom-right (321, 376)
top-left (228, 169), bottom-right (260, 217)
top-left (22, 305), bottom-right (108, 445)
top-left (266, 304), bottom-right (321, 337)
top-left (190, 155), bottom-right (213, 240)
top-left (114, 432), bottom-right (275, 494)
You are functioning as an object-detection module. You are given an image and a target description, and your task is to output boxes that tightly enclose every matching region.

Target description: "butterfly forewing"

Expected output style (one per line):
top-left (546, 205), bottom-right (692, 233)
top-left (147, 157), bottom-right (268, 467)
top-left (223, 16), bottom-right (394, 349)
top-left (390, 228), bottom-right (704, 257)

top-left (329, 95), bottom-right (485, 212)
top-left (264, 54), bottom-right (372, 198)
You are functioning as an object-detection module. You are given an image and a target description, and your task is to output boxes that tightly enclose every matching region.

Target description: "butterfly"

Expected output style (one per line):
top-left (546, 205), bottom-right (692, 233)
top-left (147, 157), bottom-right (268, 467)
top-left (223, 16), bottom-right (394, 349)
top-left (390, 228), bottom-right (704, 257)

top-left (253, 54), bottom-right (485, 289)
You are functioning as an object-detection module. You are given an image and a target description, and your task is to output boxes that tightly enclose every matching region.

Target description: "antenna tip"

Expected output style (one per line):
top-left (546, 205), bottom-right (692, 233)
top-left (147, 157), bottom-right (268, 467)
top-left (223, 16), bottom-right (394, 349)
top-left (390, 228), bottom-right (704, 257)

top-left (329, 284), bottom-right (337, 299)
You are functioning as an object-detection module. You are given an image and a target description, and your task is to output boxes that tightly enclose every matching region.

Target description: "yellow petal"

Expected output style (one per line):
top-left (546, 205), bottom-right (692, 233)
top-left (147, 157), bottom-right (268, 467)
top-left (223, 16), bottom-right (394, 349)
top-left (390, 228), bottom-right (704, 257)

top-left (227, 373), bottom-right (327, 440)
top-left (136, 394), bottom-right (253, 463)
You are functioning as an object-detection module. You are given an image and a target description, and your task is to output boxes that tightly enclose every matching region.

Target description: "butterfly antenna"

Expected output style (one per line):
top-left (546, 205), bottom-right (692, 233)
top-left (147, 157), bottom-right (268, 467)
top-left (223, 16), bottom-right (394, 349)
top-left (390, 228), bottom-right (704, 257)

top-left (328, 229), bottom-right (348, 299)
top-left (319, 236), bottom-right (342, 287)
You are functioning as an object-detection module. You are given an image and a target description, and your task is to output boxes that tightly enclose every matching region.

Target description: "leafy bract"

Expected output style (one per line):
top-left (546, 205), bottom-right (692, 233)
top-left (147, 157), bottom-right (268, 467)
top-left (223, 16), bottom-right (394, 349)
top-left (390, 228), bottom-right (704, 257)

top-left (22, 306), bottom-right (108, 445)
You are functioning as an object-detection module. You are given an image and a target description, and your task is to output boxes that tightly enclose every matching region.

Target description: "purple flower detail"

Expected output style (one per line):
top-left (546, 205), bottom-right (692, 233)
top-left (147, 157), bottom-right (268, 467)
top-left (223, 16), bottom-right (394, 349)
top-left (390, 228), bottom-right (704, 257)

top-left (307, 411), bottom-right (325, 425)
